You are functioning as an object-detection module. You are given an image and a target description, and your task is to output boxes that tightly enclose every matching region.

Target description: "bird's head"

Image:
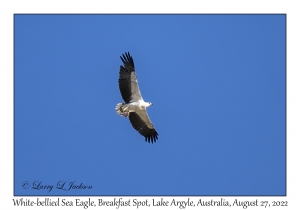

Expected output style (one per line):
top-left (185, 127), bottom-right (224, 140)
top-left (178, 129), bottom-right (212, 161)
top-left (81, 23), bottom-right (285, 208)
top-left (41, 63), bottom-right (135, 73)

top-left (146, 102), bottom-right (153, 107)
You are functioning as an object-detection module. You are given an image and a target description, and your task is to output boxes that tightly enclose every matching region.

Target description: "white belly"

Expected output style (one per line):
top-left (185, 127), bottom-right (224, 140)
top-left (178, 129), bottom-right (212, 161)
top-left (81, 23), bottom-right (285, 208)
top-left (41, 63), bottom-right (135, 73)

top-left (127, 101), bottom-right (145, 112)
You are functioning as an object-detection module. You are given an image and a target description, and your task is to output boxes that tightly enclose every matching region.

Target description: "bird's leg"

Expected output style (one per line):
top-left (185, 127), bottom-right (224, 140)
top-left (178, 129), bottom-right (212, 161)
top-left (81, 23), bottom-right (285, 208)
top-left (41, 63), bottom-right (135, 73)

top-left (121, 106), bottom-right (129, 117)
top-left (125, 111), bottom-right (130, 117)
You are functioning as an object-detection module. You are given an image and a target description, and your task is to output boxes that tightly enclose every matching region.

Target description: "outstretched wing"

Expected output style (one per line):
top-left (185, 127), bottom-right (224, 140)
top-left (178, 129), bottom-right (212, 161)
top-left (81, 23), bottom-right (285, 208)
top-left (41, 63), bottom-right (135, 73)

top-left (118, 52), bottom-right (143, 103)
top-left (129, 110), bottom-right (158, 143)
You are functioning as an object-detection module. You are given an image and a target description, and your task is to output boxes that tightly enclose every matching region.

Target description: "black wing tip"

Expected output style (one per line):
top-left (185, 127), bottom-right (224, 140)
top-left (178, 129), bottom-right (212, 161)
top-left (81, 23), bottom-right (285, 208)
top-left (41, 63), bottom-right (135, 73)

top-left (120, 52), bottom-right (130, 61)
top-left (120, 52), bottom-right (134, 68)
top-left (144, 130), bottom-right (159, 144)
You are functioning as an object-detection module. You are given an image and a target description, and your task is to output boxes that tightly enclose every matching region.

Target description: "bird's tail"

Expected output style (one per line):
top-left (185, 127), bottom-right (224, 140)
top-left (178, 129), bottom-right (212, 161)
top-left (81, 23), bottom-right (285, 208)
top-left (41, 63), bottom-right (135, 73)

top-left (115, 103), bottom-right (126, 116)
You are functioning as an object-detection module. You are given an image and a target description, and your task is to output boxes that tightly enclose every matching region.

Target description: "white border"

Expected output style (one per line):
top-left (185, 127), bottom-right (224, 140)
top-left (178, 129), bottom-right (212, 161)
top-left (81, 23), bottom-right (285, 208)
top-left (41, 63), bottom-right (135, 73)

top-left (1, 0), bottom-right (299, 209)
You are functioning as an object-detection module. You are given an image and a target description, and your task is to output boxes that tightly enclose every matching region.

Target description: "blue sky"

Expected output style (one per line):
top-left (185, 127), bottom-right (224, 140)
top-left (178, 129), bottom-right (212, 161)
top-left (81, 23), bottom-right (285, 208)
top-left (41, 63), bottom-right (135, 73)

top-left (14, 14), bottom-right (286, 196)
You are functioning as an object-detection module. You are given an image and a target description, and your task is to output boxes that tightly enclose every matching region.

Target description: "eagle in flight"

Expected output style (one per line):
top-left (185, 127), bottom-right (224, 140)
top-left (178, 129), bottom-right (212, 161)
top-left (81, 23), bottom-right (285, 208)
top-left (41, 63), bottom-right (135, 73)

top-left (115, 52), bottom-right (158, 143)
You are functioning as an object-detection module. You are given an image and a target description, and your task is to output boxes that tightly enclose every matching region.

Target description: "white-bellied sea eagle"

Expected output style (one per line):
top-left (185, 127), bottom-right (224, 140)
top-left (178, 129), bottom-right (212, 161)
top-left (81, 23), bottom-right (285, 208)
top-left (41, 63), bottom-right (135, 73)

top-left (115, 52), bottom-right (158, 143)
